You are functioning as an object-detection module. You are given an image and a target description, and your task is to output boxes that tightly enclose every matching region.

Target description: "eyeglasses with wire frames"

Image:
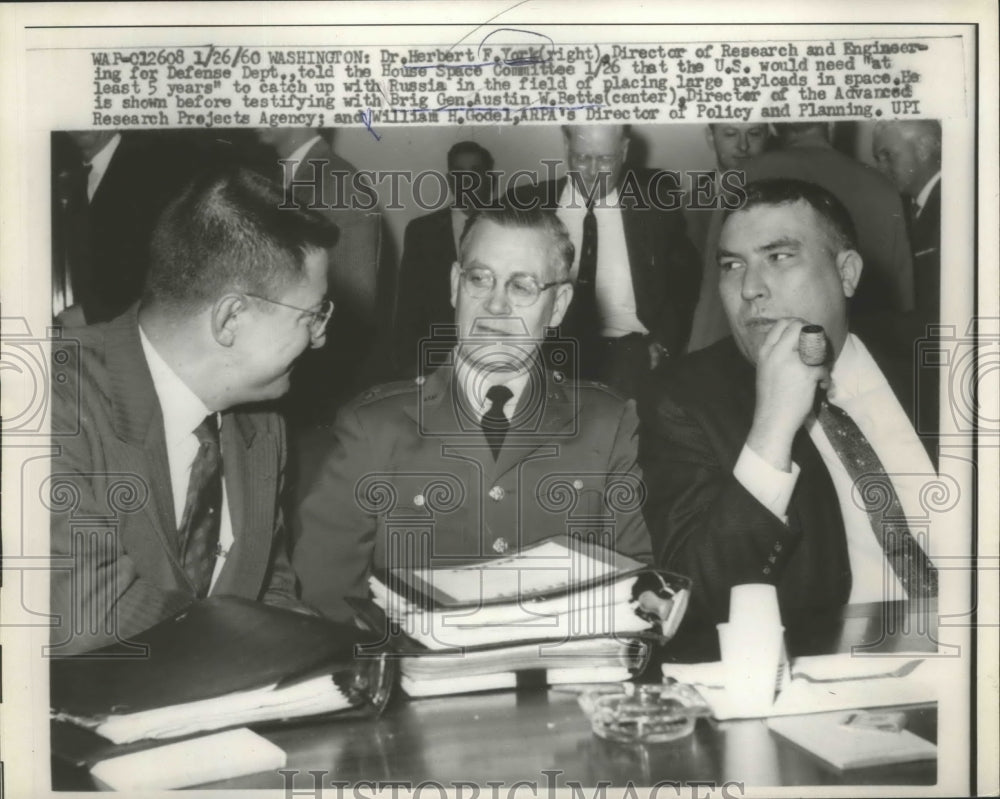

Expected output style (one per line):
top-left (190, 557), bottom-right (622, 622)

top-left (459, 266), bottom-right (570, 308)
top-left (244, 293), bottom-right (334, 339)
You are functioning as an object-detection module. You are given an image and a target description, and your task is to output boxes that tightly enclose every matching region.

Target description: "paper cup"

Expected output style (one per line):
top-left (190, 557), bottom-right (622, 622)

top-left (728, 583), bottom-right (781, 629)
top-left (717, 622), bottom-right (785, 717)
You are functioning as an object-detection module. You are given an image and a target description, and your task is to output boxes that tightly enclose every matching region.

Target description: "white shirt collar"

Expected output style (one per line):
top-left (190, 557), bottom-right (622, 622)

top-left (86, 133), bottom-right (122, 201)
top-left (913, 171), bottom-right (941, 217)
top-left (826, 333), bottom-right (885, 405)
top-left (454, 352), bottom-right (532, 419)
top-left (138, 325), bottom-right (213, 447)
top-left (284, 135), bottom-right (323, 185)
top-left (558, 179), bottom-right (620, 210)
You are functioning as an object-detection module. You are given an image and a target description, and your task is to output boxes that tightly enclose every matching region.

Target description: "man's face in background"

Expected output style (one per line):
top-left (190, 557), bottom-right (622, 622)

top-left (564, 125), bottom-right (629, 201)
top-left (707, 124), bottom-right (770, 171)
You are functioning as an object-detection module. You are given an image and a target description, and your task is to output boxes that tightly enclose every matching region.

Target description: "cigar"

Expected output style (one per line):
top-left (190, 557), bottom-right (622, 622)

top-left (798, 325), bottom-right (827, 366)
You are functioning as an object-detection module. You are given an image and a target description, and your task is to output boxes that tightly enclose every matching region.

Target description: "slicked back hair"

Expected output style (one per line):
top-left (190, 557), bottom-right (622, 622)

top-left (144, 167), bottom-right (339, 313)
top-left (458, 203), bottom-right (575, 282)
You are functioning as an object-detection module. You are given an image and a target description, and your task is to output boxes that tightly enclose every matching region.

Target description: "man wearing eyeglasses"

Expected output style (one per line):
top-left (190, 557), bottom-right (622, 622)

top-left (513, 125), bottom-right (701, 400)
top-left (292, 205), bottom-right (653, 623)
top-left (49, 167), bottom-right (339, 654)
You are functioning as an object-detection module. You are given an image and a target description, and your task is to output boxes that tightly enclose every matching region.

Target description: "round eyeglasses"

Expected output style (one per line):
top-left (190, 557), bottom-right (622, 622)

top-left (459, 267), bottom-right (569, 308)
top-left (244, 293), bottom-right (334, 339)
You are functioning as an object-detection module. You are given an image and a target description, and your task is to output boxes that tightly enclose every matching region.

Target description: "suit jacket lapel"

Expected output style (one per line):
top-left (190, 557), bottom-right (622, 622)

top-left (104, 309), bottom-right (182, 571)
top-left (621, 202), bottom-right (650, 300)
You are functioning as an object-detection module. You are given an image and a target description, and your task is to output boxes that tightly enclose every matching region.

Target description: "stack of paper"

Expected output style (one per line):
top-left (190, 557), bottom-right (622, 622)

top-left (63, 675), bottom-right (352, 745)
top-left (369, 536), bottom-right (691, 696)
top-left (401, 667), bottom-right (633, 698)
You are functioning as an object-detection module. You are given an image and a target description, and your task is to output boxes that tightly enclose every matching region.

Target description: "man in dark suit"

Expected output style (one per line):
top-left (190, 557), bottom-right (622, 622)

top-left (514, 125), bottom-right (701, 399)
top-left (394, 141), bottom-right (495, 376)
top-left (640, 179), bottom-right (939, 628)
top-left (293, 205), bottom-right (652, 623)
top-left (255, 127), bottom-right (384, 422)
top-left (687, 122), bottom-right (916, 353)
top-left (52, 131), bottom-right (198, 325)
top-left (872, 120), bottom-right (942, 320)
top-left (50, 167), bottom-right (339, 654)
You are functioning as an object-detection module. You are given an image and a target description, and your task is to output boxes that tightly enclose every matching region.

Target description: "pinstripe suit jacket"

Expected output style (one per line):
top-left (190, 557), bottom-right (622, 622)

top-left (49, 308), bottom-right (299, 654)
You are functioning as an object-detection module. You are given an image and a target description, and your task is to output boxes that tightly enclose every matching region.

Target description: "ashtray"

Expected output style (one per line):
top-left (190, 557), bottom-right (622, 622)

top-left (578, 682), bottom-right (711, 744)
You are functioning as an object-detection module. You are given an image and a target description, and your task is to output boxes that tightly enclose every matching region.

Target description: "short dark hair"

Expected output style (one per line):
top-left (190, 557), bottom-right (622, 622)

top-left (144, 167), bottom-right (339, 311)
top-left (735, 178), bottom-right (860, 254)
top-left (447, 141), bottom-right (494, 171)
top-left (458, 203), bottom-right (574, 281)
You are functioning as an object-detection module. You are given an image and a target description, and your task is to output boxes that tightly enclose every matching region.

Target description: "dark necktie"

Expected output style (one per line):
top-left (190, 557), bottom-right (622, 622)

top-left (575, 201), bottom-right (599, 333)
top-left (481, 384), bottom-right (514, 460)
top-left (817, 398), bottom-right (938, 598)
top-left (178, 414), bottom-right (223, 597)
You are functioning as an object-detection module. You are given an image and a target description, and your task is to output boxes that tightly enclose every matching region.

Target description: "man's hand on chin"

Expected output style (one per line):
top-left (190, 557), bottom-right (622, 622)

top-left (746, 318), bottom-right (828, 472)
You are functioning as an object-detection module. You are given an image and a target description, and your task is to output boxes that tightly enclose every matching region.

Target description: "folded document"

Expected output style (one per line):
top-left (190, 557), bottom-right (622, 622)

top-left (51, 597), bottom-right (395, 746)
top-left (662, 653), bottom-right (943, 720)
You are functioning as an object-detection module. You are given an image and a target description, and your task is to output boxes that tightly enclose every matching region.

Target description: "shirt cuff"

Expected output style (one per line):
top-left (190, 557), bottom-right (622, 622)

top-left (733, 444), bottom-right (801, 523)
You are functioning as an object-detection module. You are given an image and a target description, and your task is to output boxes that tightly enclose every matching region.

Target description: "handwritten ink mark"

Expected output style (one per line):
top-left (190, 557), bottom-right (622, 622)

top-left (360, 109), bottom-right (381, 141)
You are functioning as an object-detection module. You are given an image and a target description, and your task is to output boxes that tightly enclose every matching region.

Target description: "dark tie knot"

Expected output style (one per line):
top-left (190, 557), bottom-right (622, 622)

top-left (194, 414), bottom-right (220, 448)
top-left (484, 384), bottom-right (514, 422)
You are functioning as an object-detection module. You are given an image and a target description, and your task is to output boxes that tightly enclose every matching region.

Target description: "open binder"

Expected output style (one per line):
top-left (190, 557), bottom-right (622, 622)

top-left (359, 536), bottom-right (691, 695)
top-left (50, 597), bottom-right (395, 752)
top-left (371, 535), bottom-right (690, 651)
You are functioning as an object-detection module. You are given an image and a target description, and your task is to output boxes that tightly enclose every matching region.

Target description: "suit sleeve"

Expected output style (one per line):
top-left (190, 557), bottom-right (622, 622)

top-left (290, 405), bottom-right (378, 622)
top-left (604, 399), bottom-right (654, 563)
top-left (49, 384), bottom-right (190, 654)
top-left (639, 386), bottom-right (801, 622)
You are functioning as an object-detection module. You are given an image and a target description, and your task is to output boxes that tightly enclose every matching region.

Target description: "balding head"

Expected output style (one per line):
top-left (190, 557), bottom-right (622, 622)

top-left (872, 120), bottom-right (942, 197)
top-left (562, 125), bottom-right (630, 200)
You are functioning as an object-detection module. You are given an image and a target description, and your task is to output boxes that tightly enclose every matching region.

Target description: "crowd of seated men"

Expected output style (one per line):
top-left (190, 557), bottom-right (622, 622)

top-left (49, 120), bottom-right (942, 654)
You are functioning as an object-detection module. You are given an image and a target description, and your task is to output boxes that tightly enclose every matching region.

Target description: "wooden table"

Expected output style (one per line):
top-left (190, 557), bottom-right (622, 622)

top-left (199, 601), bottom-right (938, 790)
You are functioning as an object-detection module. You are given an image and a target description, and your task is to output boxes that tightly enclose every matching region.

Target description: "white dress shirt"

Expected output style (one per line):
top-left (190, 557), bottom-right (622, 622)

top-left (913, 172), bottom-right (941, 219)
top-left (139, 327), bottom-right (234, 591)
top-left (556, 182), bottom-right (648, 338)
top-left (284, 135), bottom-right (323, 185)
top-left (734, 334), bottom-right (937, 603)
top-left (455, 355), bottom-right (531, 424)
top-left (86, 133), bottom-right (122, 201)
top-left (451, 205), bottom-right (471, 259)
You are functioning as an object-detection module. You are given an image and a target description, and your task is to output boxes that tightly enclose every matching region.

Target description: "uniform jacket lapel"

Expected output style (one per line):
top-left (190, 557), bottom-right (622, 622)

top-left (404, 364), bottom-right (581, 480)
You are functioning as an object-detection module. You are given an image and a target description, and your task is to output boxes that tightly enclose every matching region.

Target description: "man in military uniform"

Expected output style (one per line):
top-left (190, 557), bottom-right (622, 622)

top-left (292, 205), bottom-right (652, 622)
